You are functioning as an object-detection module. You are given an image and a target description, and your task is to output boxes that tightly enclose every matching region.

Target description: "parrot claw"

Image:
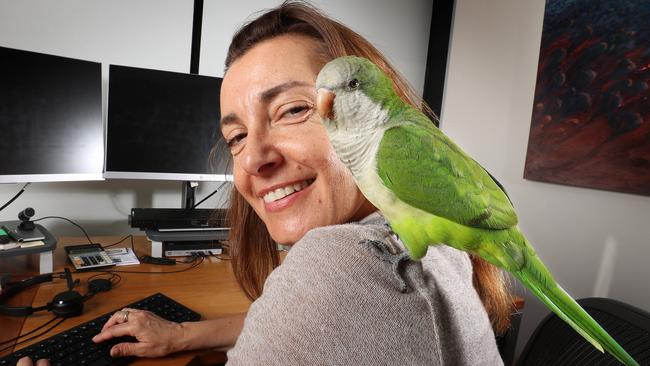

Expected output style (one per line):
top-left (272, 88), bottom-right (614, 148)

top-left (383, 223), bottom-right (401, 243)
top-left (359, 239), bottom-right (411, 293)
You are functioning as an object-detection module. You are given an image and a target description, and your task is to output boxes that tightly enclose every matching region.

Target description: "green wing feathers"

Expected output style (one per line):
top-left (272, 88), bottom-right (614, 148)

top-left (374, 114), bottom-right (639, 365)
top-left (515, 253), bottom-right (640, 366)
top-left (377, 120), bottom-right (518, 230)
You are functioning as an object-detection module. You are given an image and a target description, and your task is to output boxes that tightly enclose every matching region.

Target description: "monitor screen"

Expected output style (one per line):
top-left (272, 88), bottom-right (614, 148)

top-left (105, 65), bottom-right (230, 182)
top-left (0, 46), bottom-right (104, 183)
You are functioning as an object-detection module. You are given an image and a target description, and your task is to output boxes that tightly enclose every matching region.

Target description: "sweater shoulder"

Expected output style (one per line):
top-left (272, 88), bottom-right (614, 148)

top-left (227, 213), bottom-right (502, 366)
top-left (283, 214), bottom-right (391, 270)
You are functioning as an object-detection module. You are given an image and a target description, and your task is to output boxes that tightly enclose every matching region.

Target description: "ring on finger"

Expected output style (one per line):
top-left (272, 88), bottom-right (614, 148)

top-left (122, 310), bottom-right (129, 322)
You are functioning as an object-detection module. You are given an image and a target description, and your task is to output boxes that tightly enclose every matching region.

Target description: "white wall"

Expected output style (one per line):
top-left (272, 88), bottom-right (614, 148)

top-left (443, 0), bottom-right (650, 357)
top-left (199, 0), bottom-right (432, 92)
top-left (0, 0), bottom-right (432, 236)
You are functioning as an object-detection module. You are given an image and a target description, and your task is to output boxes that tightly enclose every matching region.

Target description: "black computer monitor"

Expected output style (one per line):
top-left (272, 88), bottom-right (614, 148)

top-left (0, 46), bottom-right (104, 183)
top-left (104, 65), bottom-right (230, 182)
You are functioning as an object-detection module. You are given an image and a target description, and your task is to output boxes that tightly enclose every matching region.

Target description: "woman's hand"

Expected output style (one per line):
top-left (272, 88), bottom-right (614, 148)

top-left (92, 308), bottom-right (185, 358)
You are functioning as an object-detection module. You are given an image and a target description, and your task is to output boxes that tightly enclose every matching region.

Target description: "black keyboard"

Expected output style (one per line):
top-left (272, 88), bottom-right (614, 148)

top-left (0, 293), bottom-right (201, 366)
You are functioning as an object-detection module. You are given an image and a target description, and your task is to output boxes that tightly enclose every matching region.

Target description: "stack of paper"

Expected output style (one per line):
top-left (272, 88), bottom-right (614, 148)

top-left (0, 240), bottom-right (45, 251)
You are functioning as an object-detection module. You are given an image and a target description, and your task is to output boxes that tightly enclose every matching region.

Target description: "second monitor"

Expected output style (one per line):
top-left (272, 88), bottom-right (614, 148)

top-left (105, 65), bottom-right (230, 182)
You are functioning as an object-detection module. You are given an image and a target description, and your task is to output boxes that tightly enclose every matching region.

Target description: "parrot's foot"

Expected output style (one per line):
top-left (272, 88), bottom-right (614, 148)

top-left (384, 223), bottom-right (399, 240)
top-left (359, 239), bottom-right (411, 293)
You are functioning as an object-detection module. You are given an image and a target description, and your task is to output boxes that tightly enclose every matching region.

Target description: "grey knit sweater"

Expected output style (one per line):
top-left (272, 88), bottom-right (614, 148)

top-left (227, 212), bottom-right (503, 365)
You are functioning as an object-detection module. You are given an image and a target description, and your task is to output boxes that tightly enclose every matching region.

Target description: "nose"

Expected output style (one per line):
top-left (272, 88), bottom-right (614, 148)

top-left (239, 131), bottom-right (283, 176)
top-left (317, 88), bottom-right (335, 120)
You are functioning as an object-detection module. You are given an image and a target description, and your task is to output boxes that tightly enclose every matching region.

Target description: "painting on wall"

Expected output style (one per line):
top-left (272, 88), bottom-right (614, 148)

top-left (523, 0), bottom-right (650, 196)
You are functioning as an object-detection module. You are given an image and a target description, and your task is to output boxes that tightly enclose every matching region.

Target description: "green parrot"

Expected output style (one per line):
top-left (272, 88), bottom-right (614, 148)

top-left (315, 55), bottom-right (639, 366)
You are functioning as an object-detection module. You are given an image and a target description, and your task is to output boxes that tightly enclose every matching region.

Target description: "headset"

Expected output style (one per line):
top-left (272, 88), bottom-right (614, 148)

top-left (0, 268), bottom-right (113, 318)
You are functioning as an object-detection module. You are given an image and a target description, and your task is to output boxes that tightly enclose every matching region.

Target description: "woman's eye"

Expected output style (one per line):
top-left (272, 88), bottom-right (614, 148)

top-left (226, 133), bottom-right (247, 148)
top-left (281, 104), bottom-right (311, 119)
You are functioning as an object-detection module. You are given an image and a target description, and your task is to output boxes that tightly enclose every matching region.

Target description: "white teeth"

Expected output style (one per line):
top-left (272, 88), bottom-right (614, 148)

top-left (284, 186), bottom-right (295, 196)
top-left (263, 180), bottom-right (311, 203)
top-left (266, 191), bottom-right (278, 202)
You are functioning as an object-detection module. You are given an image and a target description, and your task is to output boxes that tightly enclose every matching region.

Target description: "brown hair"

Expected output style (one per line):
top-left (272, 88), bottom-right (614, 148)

top-left (222, 1), bottom-right (513, 334)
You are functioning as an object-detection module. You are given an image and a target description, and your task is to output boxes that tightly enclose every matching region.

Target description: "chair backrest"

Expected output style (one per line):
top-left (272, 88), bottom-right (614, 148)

top-left (517, 297), bottom-right (650, 366)
top-left (497, 308), bottom-right (524, 366)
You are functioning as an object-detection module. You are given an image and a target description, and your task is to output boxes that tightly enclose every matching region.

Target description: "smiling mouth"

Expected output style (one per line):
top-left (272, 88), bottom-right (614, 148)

top-left (262, 178), bottom-right (315, 203)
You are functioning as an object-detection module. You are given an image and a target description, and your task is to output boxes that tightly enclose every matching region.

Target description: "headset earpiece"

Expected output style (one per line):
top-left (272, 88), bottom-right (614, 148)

top-left (0, 269), bottom-right (110, 318)
top-left (46, 268), bottom-right (84, 317)
top-left (49, 290), bottom-right (84, 317)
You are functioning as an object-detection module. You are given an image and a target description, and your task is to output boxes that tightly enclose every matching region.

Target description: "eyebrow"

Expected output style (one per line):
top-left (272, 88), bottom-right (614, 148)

top-left (260, 80), bottom-right (312, 103)
top-left (220, 113), bottom-right (238, 128)
top-left (220, 80), bottom-right (313, 128)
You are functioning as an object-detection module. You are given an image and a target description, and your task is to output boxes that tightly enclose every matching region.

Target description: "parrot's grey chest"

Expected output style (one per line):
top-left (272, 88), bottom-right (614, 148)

top-left (329, 128), bottom-right (400, 209)
top-left (328, 129), bottom-right (383, 178)
top-left (326, 91), bottom-right (389, 177)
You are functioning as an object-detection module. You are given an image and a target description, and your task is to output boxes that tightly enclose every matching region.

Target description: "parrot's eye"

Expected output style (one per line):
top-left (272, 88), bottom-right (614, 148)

top-left (348, 79), bottom-right (359, 89)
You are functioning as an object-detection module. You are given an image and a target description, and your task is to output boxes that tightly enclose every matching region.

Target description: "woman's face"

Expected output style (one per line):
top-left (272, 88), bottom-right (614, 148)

top-left (220, 35), bottom-right (375, 245)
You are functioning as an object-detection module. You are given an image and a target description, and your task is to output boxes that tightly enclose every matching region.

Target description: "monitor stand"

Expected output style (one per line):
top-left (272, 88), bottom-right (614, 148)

top-left (0, 222), bottom-right (56, 273)
top-left (147, 229), bottom-right (228, 258)
top-left (143, 181), bottom-right (230, 257)
top-left (181, 181), bottom-right (198, 209)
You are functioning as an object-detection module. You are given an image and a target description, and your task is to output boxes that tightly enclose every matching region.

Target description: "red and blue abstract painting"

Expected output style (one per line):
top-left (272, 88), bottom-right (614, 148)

top-left (524, 0), bottom-right (650, 196)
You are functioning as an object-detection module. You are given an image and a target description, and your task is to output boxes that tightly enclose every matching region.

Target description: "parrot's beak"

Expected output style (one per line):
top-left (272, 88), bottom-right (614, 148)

top-left (316, 88), bottom-right (335, 121)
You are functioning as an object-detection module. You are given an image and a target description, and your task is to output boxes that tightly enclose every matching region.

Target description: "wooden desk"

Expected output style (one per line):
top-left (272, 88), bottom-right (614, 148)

top-left (0, 236), bottom-right (251, 365)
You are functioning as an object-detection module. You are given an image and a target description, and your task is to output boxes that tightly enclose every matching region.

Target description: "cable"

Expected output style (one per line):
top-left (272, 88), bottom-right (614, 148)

top-left (112, 255), bottom-right (204, 274)
top-left (83, 272), bottom-right (122, 302)
top-left (33, 216), bottom-right (94, 245)
top-left (192, 182), bottom-right (228, 209)
top-left (0, 317), bottom-right (66, 354)
top-left (73, 255), bottom-right (204, 275)
top-left (75, 232), bottom-right (204, 274)
top-left (0, 183), bottom-right (30, 212)
top-left (0, 316), bottom-right (59, 346)
top-left (88, 272), bottom-right (122, 288)
top-left (12, 216), bottom-right (202, 273)
top-left (18, 215), bottom-right (136, 251)
top-left (178, 252), bottom-right (201, 264)
top-left (3, 272), bottom-right (67, 287)
top-left (129, 235), bottom-right (136, 255)
top-left (208, 250), bottom-right (230, 261)
top-left (101, 234), bottom-right (134, 249)
top-left (30, 216), bottom-right (141, 251)
top-left (19, 215), bottom-right (202, 274)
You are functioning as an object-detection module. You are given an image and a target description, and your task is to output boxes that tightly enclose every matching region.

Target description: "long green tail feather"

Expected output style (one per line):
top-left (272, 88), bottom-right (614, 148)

top-left (515, 254), bottom-right (640, 366)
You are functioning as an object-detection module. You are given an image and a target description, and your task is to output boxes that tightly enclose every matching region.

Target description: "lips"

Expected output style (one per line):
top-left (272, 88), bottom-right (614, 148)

top-left (262, 178), bottom-right (315, 203)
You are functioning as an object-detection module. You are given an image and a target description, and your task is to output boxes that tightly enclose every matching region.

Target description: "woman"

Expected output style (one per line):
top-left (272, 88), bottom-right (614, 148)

top-left (20, 2), bottom-right (511, 365)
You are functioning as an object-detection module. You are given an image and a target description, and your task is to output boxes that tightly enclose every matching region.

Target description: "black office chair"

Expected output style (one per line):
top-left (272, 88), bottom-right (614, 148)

top-left (517, 297), bottom-right (650, 366)
top-left (497, 305), bottom-right (524, 366)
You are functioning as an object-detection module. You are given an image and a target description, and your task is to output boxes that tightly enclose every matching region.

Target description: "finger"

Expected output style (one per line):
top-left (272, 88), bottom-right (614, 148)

top-left (36, 360), bottom-right (51, 366)
top-left (17, 357), bottom-right (34, 366)
top-left (93, 323), bottom-right (136, 343)
top-left (101, 311), bottom-right (125, 332)
top-left (102, 308), bottom-right (137, 332)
